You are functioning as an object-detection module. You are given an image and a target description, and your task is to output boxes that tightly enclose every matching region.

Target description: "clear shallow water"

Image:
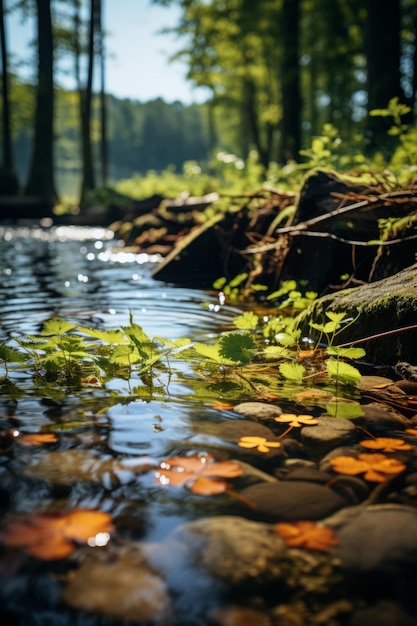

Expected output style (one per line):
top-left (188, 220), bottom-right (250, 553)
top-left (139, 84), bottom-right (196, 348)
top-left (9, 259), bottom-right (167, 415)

top-left (0, 225), bottom-right (245, 538)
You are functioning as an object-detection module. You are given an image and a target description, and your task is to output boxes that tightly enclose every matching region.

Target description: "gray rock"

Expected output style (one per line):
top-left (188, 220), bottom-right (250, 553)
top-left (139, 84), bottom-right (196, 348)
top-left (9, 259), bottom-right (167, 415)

top-left (146, 516), bottom-right (287, 586)
top-left (326, 504), bottom-right (417, 574)
top-left (301, 415), bottom-right (356, 450)
top-left (239, 481), bottom-right (346, 521)
top-left (233, 402), bottom-right (282, 420)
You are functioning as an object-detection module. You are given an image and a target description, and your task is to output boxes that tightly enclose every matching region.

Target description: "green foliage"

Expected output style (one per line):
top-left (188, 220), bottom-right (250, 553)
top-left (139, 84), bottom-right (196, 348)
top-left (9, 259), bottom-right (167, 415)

top-left (218, 333), bottom-right (257, 365)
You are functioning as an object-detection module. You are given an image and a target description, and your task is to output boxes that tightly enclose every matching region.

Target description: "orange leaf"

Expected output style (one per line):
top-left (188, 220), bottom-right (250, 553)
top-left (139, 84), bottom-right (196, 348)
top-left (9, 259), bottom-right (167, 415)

top-left (211, 401), bottom-right (234, 410)
top-left (18, 433), bottom-right (58, 447)
top-left (238, 436), bottom-right (281, 453)
top-left (274, 413), bottom-right (318, 428)
top-left (330, 453), bottom-right (406, 482)
top-left (405, 428), bottom-right (417, 437)
top-left (275, 521), bottom-right (339, 552)
top-left (0, 510), bottom-right (113, 560)
top-left (189, 475), bottom-right (229, 495)
top-left (154, 454), bottom-right (242, 494)
top-left (359, 437), bottom-right (412, 453)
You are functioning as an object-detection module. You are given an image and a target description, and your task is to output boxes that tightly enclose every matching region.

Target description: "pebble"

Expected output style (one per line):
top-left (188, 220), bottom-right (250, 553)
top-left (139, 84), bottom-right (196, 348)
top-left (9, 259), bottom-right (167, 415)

top-left (233, 402), bottom-right (282, 420)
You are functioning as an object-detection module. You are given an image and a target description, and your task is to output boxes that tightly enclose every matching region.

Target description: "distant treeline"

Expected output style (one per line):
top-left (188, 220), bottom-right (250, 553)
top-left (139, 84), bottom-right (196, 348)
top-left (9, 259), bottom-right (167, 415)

top-left (9, 82), bottom-right (212, 199)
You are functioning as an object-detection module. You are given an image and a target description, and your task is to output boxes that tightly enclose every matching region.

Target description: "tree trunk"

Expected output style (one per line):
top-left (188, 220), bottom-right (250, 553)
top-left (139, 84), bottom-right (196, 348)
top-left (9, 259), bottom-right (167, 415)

top-left (96, 0), bottom-right (108, 188)
top-left (80, 0), bottom-right (96, 207)
top-left (24, 0), bottom-right (56, 208)
top-left (365, 0), bottom-right (404, 151)
top-left (279, 0), bottom-right (301, 163)
top-left (0, 0), bottom-right (19, 196)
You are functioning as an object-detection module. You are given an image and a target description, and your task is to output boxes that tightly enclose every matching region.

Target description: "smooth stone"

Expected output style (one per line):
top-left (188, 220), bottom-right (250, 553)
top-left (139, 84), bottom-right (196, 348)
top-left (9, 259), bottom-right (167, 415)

top-left (62, 550), bottom-right (172, 625)
top-left (284, 466), bottom-right (330, 484)
top-left (146, 516), bottom-right (287, 586)
top-left (301, 415), bottom-right (356, 449)
top-left (233, 402), bottom-right (282, 420)
top-left (326, 504), bottom-right (417, 575)
top-left (357, 403), bottom-right (411, 429)
top-left (239, 481), bottom-right (346, 521)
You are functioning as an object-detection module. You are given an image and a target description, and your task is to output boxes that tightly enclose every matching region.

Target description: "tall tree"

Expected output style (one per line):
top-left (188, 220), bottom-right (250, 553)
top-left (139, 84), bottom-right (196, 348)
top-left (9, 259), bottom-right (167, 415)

top-left (365, 0), bottom-right (404, 150)
top-left (280, 0), bottom-right (301, 162)
top-left (79, 0), bottom-right (96, 205)
top-left (25, 0), bottom-right (57, 206)
top-left (0, 0), bottom-right (19, 194)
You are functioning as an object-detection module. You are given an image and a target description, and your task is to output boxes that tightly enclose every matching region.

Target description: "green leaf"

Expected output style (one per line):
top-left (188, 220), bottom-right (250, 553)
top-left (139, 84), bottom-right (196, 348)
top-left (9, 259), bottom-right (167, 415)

top-left (218, 333), bottom-right (257, 365)
top-left (262, 345), bottom-right (293, 359)
top-left (325, 312), bottom-right (347, 323)
top-left (279, 362), bottom-right (305, 382)
top-left (326, 359), bottom-right (361, 386)
top-left (228, 273), bottom-right (248, 288)
top-left (41, 319), bottom-right (77, 335)
top-left (326, 346), bottom-right (366, 359)
top-left (78, 327), bottom-right (127, 344)
top-left (0, 345), bottom-right (26, 364)
top-left (234, 312), bottom-right (259, 330)
top-left (326, 399), bottom-right (364, 418)
top-left (193, 343), bottom-right (234, 365)
top-left (213, 276), bottom-right (227, 290)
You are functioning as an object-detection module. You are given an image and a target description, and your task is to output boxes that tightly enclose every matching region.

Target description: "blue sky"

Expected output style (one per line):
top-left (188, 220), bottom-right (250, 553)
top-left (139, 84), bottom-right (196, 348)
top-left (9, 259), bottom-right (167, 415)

top-left (6, 0), bottom-right (209, 104)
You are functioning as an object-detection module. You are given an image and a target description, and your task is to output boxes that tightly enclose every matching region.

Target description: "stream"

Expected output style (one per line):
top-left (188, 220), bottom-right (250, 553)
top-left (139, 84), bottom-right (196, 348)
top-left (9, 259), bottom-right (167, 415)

top-left (1, 223), bottom-right (417, 626)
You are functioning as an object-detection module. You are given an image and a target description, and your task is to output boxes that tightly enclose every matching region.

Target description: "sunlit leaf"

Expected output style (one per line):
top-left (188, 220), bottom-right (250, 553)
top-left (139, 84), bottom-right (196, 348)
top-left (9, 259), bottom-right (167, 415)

top-left (405, 428), bottom-right (417, 437)
top-left (326, 359), bottom-right (361, 385)
top-left (279, 362), bottom-right (305, 382)
top-left (0, 345), bottom-right (26, 364)
top-left (233, 312), bottom-right (259, 330)
top-left (326, 346), bottom-right (366, 359)
top-left (18, 433), bottom-right (58, 446)
top-left (77, 327), bottom-right (127, 344)
top-left (41, 319), bottom-right (77, 336)
top-left (359, 438), bottom-right (412, 453)
top-left (330, 453), bottom-right (406, 482)
top-left (193, 342), bottom-right (234, 364)
top-left (274, 413), bottom-right (318, 428)
top-left (154, 454), bottom-right (242, 495)
top-left (325, 398), bottom-right (364, 418)
top-left (229, 273), bottom-right (248, 288)
top-left (0, 509), bottom-right (113, 560)
top-left (211, 401), bottom-right (235, 410)
top-left (218, 333), bottom-right (257, 365)
top-left (275, 521), bottom-right (339, 552)
top-left (238, 436), bottom-right (282, 453)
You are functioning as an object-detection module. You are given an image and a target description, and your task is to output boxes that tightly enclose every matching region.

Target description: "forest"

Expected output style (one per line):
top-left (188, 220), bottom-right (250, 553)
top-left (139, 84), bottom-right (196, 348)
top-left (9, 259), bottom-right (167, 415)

top-left (0, 0), bottom-right (416, 210)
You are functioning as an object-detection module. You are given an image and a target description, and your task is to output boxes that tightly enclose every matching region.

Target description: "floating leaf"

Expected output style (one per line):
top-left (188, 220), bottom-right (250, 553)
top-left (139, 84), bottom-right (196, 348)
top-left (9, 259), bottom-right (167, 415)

top-left (279, 362), bottom-right (305, 382)
top-left (0, 509), bottom-right (113, 560)
top-left (275, 521), bottom-right (339, 552)
top-left (405, 428), bottom-right (417, 437)
top-left (211, 401), bottom-right (235, 410)
top-left (359, 438), bottom-right (412, 453)
top-left (218, 333), bottom-right (257, 365)
top-left (18, 433), bottom-right (58, 447)
top-left (238, 436), bottom-right (282, 453)
top-left (193, 343), bottom-right (235, 365)
top-left (155, 454), bottom-right (242, 496)
top-left (325, 398), bottom-right (364, 418)
top-left (330, 453), bottom-right (406, 482)
top-left (326, 359), bottom-right (361, 386)
top-left (274, 413), bottom-right (318, 428)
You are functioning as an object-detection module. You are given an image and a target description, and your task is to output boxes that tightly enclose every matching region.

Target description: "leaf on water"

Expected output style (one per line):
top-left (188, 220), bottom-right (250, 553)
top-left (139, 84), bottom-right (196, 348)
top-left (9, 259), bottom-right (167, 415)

top-left (405, 428), bottom-right (417, 437)
top-left (279, 362), bottom-right (305, 382)
top-left (0, 345), bottom-right (26, 364)
top-left (359, 437), bottom-right (413, 453)
top-left (0, 509), bottom-right (113, 560)
top-left (326, 359), bottom-right (361, 386)
top-left (325, 398), bottom-right (364, 418)
top-left (18, 433), bottom-right (58, 446)
top-left (211, 401), bottom-right (235, 410)
top-left (274, 413), bottom-right (318, 428)
top-left (155, 454), bottom-right (242, 495)
top-left (275, 521), bottom-right (339, 552)
top-left (330, 453), bottom-right (406, 482)
top-left (77, 327), bottom-right (127, 344)
top-left (238, 436), bottom-right (282, 453)
top-left (218, 333), bottom-right (257, 365)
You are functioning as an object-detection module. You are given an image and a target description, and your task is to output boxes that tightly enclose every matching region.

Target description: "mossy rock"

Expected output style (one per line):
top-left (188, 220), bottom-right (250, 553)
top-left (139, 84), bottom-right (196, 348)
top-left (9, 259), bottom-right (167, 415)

top-left (297, 263), bottom-right (417, 365)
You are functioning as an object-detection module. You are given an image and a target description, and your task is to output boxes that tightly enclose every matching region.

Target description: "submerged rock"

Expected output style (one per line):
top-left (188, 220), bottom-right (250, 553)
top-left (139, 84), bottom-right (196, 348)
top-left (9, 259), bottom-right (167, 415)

top-left (301, 415), bottom-right (356, 450)
top-left (233, 402), bottom-right (282, 420)
top-left (239, 481), bottom-right (346, 521)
